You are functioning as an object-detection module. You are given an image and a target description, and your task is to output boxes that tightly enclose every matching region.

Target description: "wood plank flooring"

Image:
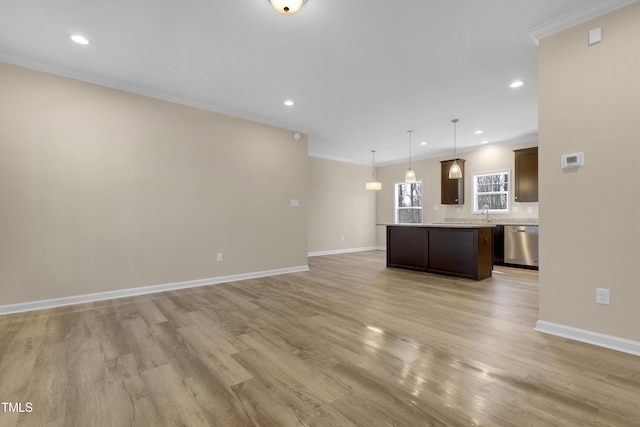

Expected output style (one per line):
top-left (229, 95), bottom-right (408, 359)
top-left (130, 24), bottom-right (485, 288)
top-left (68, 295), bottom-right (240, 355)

top-left (1, 251), bottom-right (639, 426)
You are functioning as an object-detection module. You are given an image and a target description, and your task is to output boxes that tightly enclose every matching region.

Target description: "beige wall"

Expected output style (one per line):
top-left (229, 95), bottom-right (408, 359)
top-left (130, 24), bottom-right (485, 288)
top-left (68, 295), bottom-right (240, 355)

top-left (0, 62), bottom-right (308, 306)
top-left (538, 3), bottom-right (640, 341)
top-left (307, 157), bottom-right (378, 254)
top-left (375, 142), bottom-right (539, 246)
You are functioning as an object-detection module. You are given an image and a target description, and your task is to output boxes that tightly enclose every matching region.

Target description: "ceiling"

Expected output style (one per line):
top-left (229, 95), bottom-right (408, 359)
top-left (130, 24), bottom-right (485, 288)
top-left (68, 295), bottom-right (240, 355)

top-left (0, 0), bottom-right (621, 165)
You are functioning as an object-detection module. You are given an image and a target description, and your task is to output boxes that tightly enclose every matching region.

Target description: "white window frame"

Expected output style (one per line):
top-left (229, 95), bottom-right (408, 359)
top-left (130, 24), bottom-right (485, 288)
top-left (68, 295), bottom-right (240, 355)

top-left (394, 180), bottom-right (423, 224)
top-left (472, 170), bottom-right (511, 214)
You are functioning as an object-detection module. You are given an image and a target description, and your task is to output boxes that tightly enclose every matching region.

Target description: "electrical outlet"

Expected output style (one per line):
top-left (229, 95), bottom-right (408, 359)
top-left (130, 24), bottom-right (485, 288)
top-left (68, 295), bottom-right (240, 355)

top-left (217, 253), bottom-right (223, 262)
top-left (340, 236), bottom-right (345, 242)
top-left (596, 288), bottom-right (610, 305)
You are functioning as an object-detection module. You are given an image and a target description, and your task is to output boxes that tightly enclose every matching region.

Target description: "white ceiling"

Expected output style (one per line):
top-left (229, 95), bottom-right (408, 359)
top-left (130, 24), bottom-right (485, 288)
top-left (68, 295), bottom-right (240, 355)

top-left (0, 0), bottom-right (625, 165)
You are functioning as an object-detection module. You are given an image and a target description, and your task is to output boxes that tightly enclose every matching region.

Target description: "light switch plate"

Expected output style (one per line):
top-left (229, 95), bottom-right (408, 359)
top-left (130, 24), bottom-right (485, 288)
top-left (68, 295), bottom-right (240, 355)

top-left (589, 27), bottom-right (602, 45)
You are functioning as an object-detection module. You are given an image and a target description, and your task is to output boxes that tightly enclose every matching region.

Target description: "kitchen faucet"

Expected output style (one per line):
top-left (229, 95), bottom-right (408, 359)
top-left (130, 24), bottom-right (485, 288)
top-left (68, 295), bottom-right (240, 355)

top-left (482, 204), bottom-right (491, 223)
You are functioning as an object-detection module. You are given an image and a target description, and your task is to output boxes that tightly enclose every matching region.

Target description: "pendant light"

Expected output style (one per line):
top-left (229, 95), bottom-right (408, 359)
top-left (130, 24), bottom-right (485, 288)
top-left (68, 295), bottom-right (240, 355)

top-left (448, 119), bottom-right (463, 179)
top-left (269, 0), bottom-right (306, 14)
top-left (365, 150), bottom-right (382, 190)
top-left (405, 130), bottom-right (416, 183)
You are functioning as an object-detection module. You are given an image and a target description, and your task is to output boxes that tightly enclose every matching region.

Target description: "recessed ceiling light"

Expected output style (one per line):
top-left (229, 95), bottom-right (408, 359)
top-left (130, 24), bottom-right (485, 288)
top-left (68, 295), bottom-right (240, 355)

top-left (510, 80), bottom-right (524, 88)
top-left (284, 100), bottom-right (294, 106)
top-left (420, 141), bottom-right (428, 146)
top-left (474, 130), bottom-right (483, 135)
top-left (481, 140), bottom-right (489, 144)
top-left (70, 34), bottom-right (89, 45)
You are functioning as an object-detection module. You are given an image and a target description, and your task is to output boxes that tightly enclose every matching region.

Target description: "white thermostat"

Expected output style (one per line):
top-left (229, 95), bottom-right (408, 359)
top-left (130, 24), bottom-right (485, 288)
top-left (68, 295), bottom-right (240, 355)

top-left (561, 152), bottom-right (584, 169)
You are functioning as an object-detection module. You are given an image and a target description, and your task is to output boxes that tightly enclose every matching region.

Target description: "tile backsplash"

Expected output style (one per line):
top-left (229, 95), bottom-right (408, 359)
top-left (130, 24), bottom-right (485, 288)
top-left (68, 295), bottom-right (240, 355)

top-left (443, 217), bottom-right (539, 225)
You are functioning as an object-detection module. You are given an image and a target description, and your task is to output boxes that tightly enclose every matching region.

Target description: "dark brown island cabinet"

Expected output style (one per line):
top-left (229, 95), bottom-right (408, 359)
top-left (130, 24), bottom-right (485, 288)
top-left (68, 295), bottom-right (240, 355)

top-left (514, 147), bottom-right (538, 202)
top-left (440, 159), bottom-right (465, 204)
top-left (386, 225), bottom-right (493, 281)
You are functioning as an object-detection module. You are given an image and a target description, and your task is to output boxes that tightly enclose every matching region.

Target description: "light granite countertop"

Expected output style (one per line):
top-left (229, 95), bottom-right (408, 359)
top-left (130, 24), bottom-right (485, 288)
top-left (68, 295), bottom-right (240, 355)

top-left (378, 223), bottom-right (495, 228)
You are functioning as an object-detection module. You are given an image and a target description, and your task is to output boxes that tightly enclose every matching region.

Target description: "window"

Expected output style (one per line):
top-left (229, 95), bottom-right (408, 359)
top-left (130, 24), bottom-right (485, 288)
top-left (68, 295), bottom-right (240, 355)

top-left (472, 170), bottom-right (510, 214)
top-left (395, 181), bottom-right (423, 223)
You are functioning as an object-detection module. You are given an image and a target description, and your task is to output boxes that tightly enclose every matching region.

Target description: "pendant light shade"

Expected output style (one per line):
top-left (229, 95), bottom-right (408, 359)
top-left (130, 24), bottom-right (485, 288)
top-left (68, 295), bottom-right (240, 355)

top-left (365, 181), bottom-right (382, 190)
top-left (405, 130), bottom-right (416, 183)
top-left (448, 119), bottom-right (463, 179)
top-left (449, 161), bottom-right (462, 179)
top-left (269, 0), bottom-right (306, 14)
top-left (365, 150), bottom-right (382, 190)
top-left (405, 169), bottom-right (416, 183)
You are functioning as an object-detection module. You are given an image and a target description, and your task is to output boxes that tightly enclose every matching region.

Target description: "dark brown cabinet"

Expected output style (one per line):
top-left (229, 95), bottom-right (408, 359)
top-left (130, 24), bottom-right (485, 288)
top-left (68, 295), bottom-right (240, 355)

top-left (428, 227), bottom-right (492, 280)
top-left (492, 225), bottom-right (504, 265)
top-left (387, 226), bottom-right (428, 271)
top-left (386, 225), bottom-right (493, 281)
top-left (514, 147), bottom-right (538, 202)
top-left (440, 159), bottom-right (465, 204)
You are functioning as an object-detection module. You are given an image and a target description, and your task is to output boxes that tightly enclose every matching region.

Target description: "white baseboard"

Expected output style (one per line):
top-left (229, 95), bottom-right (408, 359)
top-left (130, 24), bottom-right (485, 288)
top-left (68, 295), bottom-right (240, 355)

top-left (535, 320), bottom-right (640, 357)
top-left (308, 246), bottom-right (385, 257)
top-left (0, 265), bottom-right (309, 316)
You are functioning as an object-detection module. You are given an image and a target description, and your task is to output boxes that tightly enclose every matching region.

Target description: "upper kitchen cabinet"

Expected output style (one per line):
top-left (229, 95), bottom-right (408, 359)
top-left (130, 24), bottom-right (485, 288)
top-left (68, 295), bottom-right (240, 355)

top-left (441, 159), bottom-right (465, 204)
top-left (514, 147), bottom-right (538, 202)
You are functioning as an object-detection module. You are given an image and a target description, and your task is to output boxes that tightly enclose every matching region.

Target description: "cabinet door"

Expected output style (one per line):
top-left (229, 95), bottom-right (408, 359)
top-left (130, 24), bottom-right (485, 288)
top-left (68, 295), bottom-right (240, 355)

top-left (428, 228), bottom-right (476, 278)
top-left (492, 225), bottom-right (504, 265)
top-left (514, 147), bottom-right (538, 202)
top-left (440, 159), bottom-right (465, 204)
top-left (386, 227), bottom-right (428, 270)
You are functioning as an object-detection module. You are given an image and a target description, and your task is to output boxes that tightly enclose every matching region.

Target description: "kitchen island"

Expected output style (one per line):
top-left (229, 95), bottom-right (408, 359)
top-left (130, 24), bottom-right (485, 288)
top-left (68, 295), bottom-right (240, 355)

top-left (385, 224), bottom-right (493, 280)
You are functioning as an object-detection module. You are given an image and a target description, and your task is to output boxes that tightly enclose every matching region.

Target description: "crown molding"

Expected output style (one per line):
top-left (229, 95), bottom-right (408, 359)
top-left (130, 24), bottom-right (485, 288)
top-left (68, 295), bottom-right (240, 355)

top-left (528, 0), bottom-right (638, 45)
top-left (376, 132), bottom-right (539, 167)
top-left (0, 53), bottom-right (313, 135)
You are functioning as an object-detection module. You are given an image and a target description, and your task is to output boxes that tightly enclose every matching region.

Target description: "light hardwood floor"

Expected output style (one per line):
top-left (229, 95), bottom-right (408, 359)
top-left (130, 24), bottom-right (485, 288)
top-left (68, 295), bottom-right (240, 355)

top-left (1, 251), bottom-right (639, 426)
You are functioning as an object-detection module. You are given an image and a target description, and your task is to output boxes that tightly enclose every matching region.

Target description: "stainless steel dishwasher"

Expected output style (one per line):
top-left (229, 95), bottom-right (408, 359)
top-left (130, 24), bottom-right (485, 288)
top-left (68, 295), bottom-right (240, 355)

top-left (504, 225), bottom-right (539, 268)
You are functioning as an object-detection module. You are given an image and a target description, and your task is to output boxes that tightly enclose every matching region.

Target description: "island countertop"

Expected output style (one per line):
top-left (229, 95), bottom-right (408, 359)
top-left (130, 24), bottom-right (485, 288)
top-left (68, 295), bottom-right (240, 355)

top-left (377, 223), bottom-right (495, 228)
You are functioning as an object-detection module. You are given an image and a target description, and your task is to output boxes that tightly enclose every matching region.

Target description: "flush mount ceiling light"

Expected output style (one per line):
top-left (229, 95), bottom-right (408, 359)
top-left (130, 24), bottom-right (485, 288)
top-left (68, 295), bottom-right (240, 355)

top-left (269, 0), bottom-right (307, 14)
top-left (70, 34), bottom-right (89, 45)
top-left (448, 119), bottom-right (463, 179)
top-left (405, 130), bottom-right (416, 183)
top-left (365, 150), bottom-right (382, 191)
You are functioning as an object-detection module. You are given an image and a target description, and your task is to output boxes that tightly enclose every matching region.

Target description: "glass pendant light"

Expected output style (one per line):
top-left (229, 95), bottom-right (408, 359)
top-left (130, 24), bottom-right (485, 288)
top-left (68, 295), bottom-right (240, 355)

top-left (405, 130), bottom-right (416, 183)
top-left (449, 119), bottom-right (463, 179)
top-left (269, 0), bottom-right (306, 14)
top-left (365, 150), bottom-right (382, 190)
